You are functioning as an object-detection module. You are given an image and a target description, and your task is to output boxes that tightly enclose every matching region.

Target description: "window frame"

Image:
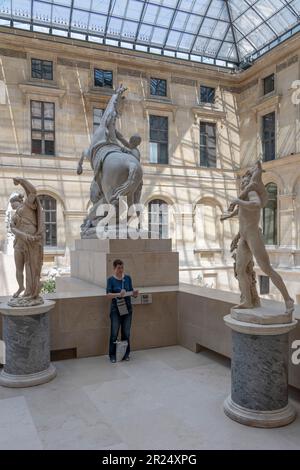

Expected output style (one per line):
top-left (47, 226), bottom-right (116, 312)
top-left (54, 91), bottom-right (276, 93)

top-left (38, 195), bottom-right (57, 247)
top-left (262, 111), bottom-right (276, 162)
top-left (94, 68), bottom-right (113, 88)
top-left (199, 85), bottom-right (215, 104)
top-left (263, 182), bottom-right (278, 246)
top-left (263, 73), bottom-right (275, 95)
top-left (150, 77), bottom-right (167, 97)
top-left (148, 199), bottom-right (169, 239)
top-left (31, 100), bottom-right (55, 156)
top-left (149, 115), bottom-right (169, 165)
top-left (31, 58), bottom-right (53, 81)
top-left (199, 121), bottom-right (217, 168)
top-left (259, 275), bottom-right (270, 295)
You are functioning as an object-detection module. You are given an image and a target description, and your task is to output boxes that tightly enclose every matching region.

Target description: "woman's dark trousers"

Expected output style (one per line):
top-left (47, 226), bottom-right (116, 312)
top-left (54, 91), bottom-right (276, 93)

top-left (109, 306), bottom-right (132, 360)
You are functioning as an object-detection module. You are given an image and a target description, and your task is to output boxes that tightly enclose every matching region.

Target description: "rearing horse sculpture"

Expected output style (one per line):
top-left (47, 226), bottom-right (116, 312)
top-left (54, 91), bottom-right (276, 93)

top-left (77, 85), bottom-right (143, 238)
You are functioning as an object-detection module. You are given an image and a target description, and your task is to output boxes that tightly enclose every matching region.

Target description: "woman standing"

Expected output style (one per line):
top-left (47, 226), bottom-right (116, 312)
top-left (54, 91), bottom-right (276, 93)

top-left (106, 259), bottom-right (138, 363)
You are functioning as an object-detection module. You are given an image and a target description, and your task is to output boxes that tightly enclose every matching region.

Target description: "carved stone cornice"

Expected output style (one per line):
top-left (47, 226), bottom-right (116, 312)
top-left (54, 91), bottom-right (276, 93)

top-left (191, 105), bottom-right (226, 124)
top-left (83, 89), bottom-right (113, 111)
top-left (251, 93), bottom-right (281, 114)
top-left (18, 82), bottom-right (66, 107)
top-left (142, 98), bottom-right (178, 121)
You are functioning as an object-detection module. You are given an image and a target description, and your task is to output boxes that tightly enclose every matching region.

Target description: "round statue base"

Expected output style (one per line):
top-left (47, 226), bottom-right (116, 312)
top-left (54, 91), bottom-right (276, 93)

top-left (0, 364), bottom-right (56, 388)
top-left (0, 300), bottom-right (56, 388)
top-left (224, 307), bottom-right (298, 429)
top-left (224, 395), bottom-right (296, 428)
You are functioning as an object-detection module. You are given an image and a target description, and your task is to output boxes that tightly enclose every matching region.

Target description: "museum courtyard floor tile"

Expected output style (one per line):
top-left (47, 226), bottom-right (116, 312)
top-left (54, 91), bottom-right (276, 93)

top-left (0, 346), bottom-right (300, 450)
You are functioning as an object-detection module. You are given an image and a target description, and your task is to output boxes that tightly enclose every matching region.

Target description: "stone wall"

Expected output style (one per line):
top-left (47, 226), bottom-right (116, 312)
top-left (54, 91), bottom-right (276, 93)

top-left (0, 287), bottom-right (178, 358)
top-left (236, 34), bottom-right (300, 300)
top-left (1, 285), bottom-right (299, 389)
top-left (178, 285), bottom-right (300, 391)
top-left (48, 290), bottom-right (178, 358)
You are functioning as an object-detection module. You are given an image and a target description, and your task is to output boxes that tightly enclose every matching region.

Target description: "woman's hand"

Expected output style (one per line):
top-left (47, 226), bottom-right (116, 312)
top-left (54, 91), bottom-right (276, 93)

top-left (133, 289), bottom-right (139, 298)
top-left (120, 289), bottom-right (126, 297)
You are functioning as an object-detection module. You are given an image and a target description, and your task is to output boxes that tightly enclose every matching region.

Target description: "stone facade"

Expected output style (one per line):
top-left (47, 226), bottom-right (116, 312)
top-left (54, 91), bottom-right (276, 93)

top-left (0, 26), bottom-right (300, 301)
top-left (237, 33), bottom-right (300, 303)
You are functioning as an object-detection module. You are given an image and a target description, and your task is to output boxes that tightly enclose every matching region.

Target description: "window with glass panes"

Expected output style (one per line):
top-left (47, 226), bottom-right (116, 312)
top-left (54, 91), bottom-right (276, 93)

top-left (148, 199), bottom-right (168, 239)
top-left (31, 59), bottom-right (53, 80)
top-left (259, 275), bottom-right (270, 294)
top-left (150, 78), bottom-right (167, 97)
top-left (38, 195), bottom-right (57, 247)
top-left (200, 122), bottom-right (216, 167)
top-left (200, 86), bottom-right (215, 104)
top-left (262, 112), bottom-right (275, 161)
top-left (31, 101), bottom-right (55, 155)
top-left (93, 108), bottom-right (104, 133)
top-left (263, 183), bottom-right (277, 245)
top-left (94, 69), bottom-right (113, 88)
top-left (149, 115), bottom-right (168, 164)
top-left (263, 74), bottom-right (274, 95)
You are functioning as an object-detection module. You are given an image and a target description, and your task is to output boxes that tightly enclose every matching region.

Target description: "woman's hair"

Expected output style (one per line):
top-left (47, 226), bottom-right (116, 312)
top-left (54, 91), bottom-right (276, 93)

top-left (113, 259), bottom-right (124, 268)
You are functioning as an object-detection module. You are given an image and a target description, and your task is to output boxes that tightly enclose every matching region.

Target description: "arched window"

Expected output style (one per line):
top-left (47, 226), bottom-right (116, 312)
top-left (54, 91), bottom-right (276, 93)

top-left (38, 195), bottom-right (57, 247)
top-left (148, 199), bottom-right (168, 239)
top-left (263, 183), bottom-right (277, 245)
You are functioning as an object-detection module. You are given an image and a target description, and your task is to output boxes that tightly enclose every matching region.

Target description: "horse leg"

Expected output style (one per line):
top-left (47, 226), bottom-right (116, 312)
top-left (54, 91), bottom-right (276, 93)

top-left (108, 162), bottom-right (142, 205)
top-left (133, 182), bottom-right (143, 205)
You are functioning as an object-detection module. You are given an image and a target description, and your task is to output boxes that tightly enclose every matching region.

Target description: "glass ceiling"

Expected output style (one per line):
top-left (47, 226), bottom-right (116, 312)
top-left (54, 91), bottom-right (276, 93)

top-left (0, 0), bottom-right (299, 67)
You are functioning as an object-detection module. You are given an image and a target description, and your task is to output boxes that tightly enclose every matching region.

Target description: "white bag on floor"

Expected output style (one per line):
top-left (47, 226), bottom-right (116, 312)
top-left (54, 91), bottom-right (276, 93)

top-left (115, 340), bottom-right (128, 362)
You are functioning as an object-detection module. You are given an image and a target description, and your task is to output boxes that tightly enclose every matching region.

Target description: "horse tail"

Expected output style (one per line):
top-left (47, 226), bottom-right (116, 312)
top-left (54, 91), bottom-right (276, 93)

top-left (109, 161), bottom-right (142, 205)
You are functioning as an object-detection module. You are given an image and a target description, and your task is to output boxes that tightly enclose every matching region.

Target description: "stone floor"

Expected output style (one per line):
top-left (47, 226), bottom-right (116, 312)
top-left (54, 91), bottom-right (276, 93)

top-left (0, 345), bottom-right (300, 450)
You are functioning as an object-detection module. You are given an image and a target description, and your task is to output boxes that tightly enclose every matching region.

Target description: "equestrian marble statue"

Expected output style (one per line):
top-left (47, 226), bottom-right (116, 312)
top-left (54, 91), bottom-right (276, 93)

top-left (77, 84), bottom-right (143, 238)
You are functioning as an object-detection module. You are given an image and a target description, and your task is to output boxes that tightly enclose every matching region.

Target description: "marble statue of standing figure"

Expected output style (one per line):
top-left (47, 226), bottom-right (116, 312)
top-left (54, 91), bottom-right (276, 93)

top-left (9, 178), bottom-right (44, 307)
top-left (221, 161), bottom-right (294, 314)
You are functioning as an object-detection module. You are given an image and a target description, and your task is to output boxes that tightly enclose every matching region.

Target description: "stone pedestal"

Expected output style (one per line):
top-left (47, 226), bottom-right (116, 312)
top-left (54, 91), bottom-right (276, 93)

top-left (224, 305), bottom-right (297, 428)
top-left (0, 300), bottom-right (56, 388)
top-left (65, 238), bottom-right (179, 288)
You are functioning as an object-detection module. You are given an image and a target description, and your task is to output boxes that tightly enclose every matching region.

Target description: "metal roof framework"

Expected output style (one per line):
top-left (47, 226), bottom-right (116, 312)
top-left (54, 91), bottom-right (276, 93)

top-left (0, 0), bottom-right (299, 68)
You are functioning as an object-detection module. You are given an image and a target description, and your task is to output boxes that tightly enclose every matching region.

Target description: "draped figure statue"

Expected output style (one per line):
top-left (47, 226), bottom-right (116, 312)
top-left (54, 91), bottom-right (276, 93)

top-left (9, 178), bottom-right (44, 307)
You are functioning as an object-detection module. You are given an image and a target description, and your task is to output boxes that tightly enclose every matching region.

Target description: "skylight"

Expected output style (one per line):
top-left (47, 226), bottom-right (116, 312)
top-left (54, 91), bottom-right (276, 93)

top-left (0, 0), bottom-right (299, 67)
